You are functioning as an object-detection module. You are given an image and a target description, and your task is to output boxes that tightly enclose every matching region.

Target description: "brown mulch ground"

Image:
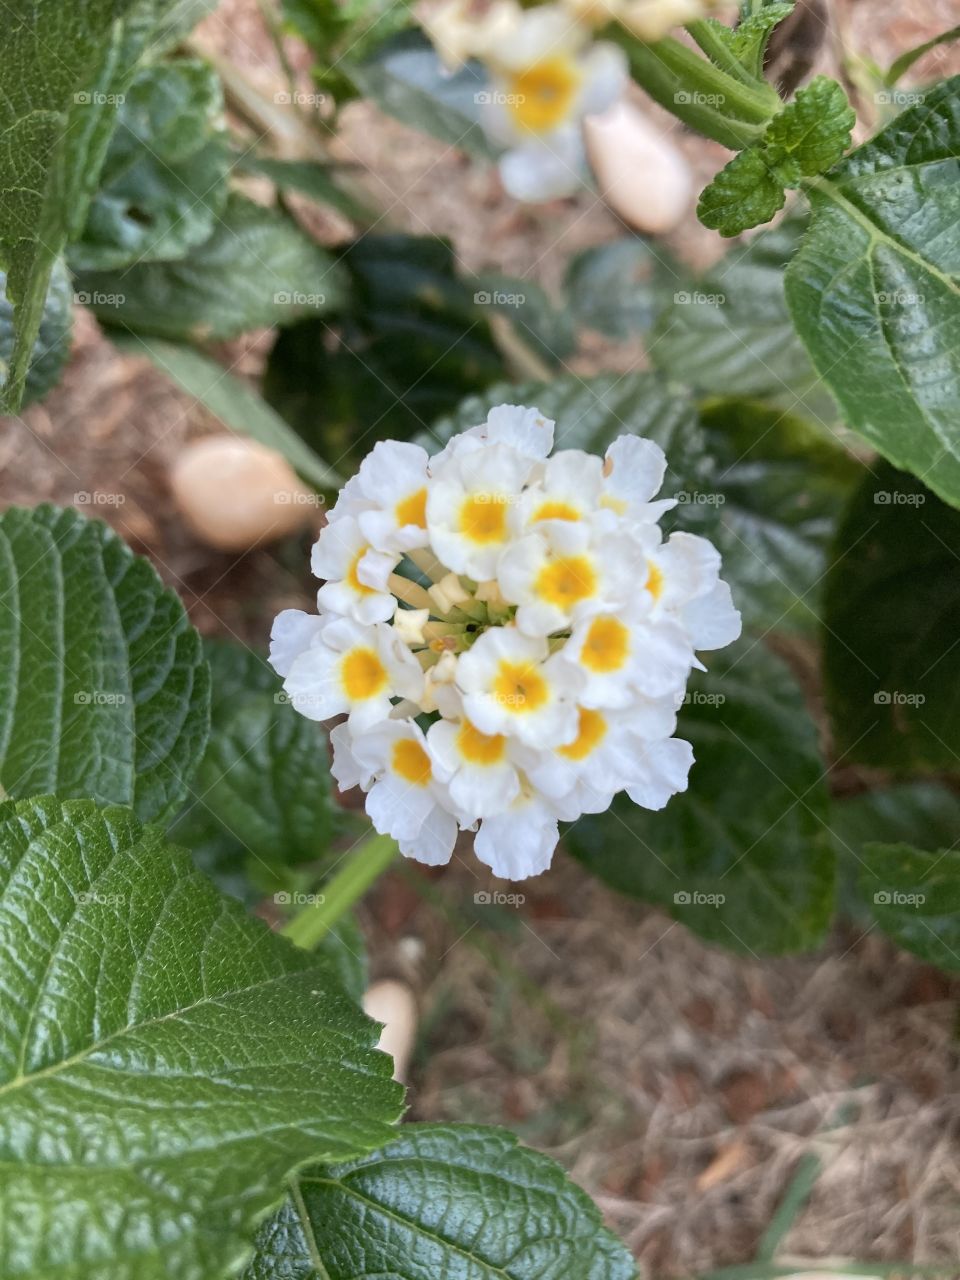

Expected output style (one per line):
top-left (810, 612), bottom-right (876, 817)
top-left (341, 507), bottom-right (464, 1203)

top-left (3, 1), bottom-right (960, 1274)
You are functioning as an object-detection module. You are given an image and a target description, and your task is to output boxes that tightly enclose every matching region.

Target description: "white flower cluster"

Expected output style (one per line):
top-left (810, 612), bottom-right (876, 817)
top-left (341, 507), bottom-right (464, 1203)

top-left (418, 0), bottom-right (713, 200)
top-left (270, 404), bottom-right (741, 881)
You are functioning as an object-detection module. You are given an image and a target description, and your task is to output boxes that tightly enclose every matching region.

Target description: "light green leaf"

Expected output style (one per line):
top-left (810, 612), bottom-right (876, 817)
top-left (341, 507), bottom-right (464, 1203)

top-left (233, 152), bottom-right (375, 223)
top-left (170, 640), bottom-right (341, 879)
top-left (652, 214), bottom-right (838, 426)
top-left (0, 505), bottom-right (210, 823)
top-left (698, 397), bottom-right (862, 630)
top-left (0, 259), bottom-right (73, 407)
top-left (786, 76), bottom-right (960, 510)
top-left (698, 145), bottom-right (786, 237)
top-left (567, 639), bottom-right (835, 954)
top-left (349, 31), bottom-right (497, 159)
top-left (70, 60), bottom-right (230, 271)
top-left (859, 841), bottom-right (960, 970)
top-left (111, 333), bottom-right (343, 489)
top-left (77, 193), bottom-right (348, 340)
top-left (246, 1124), bottom-right (637, 1280)
top-left (0, 794), bottom-right (403, 1280)
top-left (714, 3), bottom-right (794, 77)
top-left (822, 462), bottom-right (960, 769)
top-left (699, 77), bottom-right (854, 235)
top-left (564, 238), bottom-right (682, 339)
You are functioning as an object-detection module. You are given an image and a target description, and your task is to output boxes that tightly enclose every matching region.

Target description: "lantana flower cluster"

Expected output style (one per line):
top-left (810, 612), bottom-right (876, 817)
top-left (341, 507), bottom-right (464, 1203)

top-left (418, 0), bottom-right (713, 199)
top-left (270, 404), bottom-right (741, 881)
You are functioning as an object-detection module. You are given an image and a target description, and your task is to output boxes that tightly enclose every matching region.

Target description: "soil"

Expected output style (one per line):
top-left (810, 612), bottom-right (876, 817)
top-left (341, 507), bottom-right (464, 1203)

top-left (3, 1), bottom-right (960, 1274)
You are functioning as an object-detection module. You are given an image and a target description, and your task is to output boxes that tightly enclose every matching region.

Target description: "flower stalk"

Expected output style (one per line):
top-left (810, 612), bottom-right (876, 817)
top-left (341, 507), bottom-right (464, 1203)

top-left (281, 832), bottom-right (399, 949)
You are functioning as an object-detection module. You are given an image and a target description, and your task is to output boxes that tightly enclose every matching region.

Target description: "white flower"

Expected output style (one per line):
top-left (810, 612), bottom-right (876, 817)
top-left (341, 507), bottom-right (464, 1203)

top-left (271, 407), bottom-right (740, 881)
top-left (480, 5), bottom-right (628, 201)
top-left (426, 441), bottom-right (534, 579)
top-left (456, 626), bottom-right (583, 748)
top-left (562, 0), bottom-right (714, 40)
top-left (418, 0), bottom-right (522, 70)
top-left (278, 617), bottom-right (423, 730)
top-left (311, 516), bottom-right (398, 624)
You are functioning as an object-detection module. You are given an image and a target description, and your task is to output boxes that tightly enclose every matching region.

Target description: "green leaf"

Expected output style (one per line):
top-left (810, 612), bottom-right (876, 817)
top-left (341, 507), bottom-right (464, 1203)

top-left (859, 841), bottom-right (960, 971)
top-left (283, 0), bottom-right (413, 103)
top-left (0, 259), bottom-right (73, 407)
top-left (567, 639), bottom-right (835, 954)
top-left (722, 3), bottom-right (795, 77)
top-left (0, 505), bottom-right (210, 823)
top-left (699, 77), bottom-right (854, 235)
top-left (348, 31), bottom-right (497, 159)
top-left (652, 214), bottom-right (838, 426)
top-left (70, 60), bottom-right (230, 271)
top-left (170, 640), bottom-right (341, 882)
top-left (822, 462), bottom-right (960, 770)
top-left (233, 152), bottom-right (375, 223)
top-left (563, 238), bottom-right (682, 339)
top-left (265, 234), bottom-right (503, 473)
top-left (246, 1124), bottom-right (637, 1280)
top-left (698, 145), bottom-right (787, 236)
top-left (0, 0), bottom-right (138, 409)
top-left (786, 76), bottom-right (960, 511)
top-left (77, 194), bottom-right (348, 340)
top-left (111, 333), bottom-right (343, 490)
top-left (0, 794), bottom-right (403, 1280)
top-left (832, 783), bottom-right (960, 861)
top-left (315, 911), bottom-right (368, 1005)
top-left (698, 397), bottom-right (862, 631)
top-left (473, 271), bottom-right (576, 366)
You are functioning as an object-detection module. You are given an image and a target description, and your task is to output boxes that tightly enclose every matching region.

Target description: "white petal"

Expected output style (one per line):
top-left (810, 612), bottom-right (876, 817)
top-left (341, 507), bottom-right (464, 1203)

top-left (604, 435), bottom-right (667, 506)
top-left (625, 737), bottom-right (694, 810)
top-left (399, 805), bottom-right (459, 866)
top-left (578, 41), bottom-right (629, 116)
top-left (329, 722), bottom-right (374, 792)
top-left (366, 774), bottom-right (436, 842)
top-left (474, 799), bottom-right (559, 879)
top-left (499, 130), bottom-right (586, 202)
top-left (269, 609), bottom-right (324, 678)
top-left (682, 579), bottom-right (742, 650)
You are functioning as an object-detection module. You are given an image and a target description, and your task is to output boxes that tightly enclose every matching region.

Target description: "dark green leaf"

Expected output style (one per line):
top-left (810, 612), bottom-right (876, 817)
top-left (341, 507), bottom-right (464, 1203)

top-left (698, 397), bottom-right (862, 630)
top-left (0, 259), bottom-right (73, 406)
top-left (170, 641), bottom-right (341, 881)
top-left (832, 783), bottom-right (960, 861)
top-left (0, 794), bottom-right (402, 1280)
top-left (652, 214), bottom-right (838, 426)
top-left (473, 271), bottom-right (576, 365)
top-left (564, 238), bottom-right (682, 339)
top-left (111, 333), bottom-right (343, 490)
top-left (822, 462), bottom-right (960, 770)
top-left (283, 0), bottom-right (413, 103)
top-left (568, 639), bottom-right (834, 954)
top-left (233, 152), bottom-right (374, 223)
top-left (247, 1124), bottom-right (637, 1280)
top-left (78, 194), bottom-right (347, 340)
top-left (315, 911), bottom-right (368, 1005)
top-left (786, 76), bottom-right (960, 510)
top-left (265, 234), bottom-right (503, 473)
top-left (348, 31), bottom-right (497, 159)
top-left (0, 505), bottom-right (209, 823)
top-left (70, 60), bottom-right (230, 271)
top-left (860, 841), bottom-right (960, 970)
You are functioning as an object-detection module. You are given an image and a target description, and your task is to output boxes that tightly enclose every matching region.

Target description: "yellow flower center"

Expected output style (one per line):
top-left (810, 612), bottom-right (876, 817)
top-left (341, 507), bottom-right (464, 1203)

top-left (646, 561), bottom-right (664, 601)
top-left (347, 548), bottom-right (377, 596)
top-left (340, 647), bottom-right (388, 701)
top-left (457, 719), bottom-right (507, 765)
top-left (493, 659), bottom-right (549, 713)
top-left (392, 738), bottom-right (432, 787)
top-left (580, 616), bottom-right (630, 674)
top-left (533, 499), bottom-right (580, 522)
top-left (599, 493), bottom-right (628, 515)
top-left (535, 554), bottom-right (597, 608)
top-left (558, 707), bottom-right (607, 760)
top-left (459, 493), bottom-right (509, 544)
top-left (509, 56), bottom-right (582, 135)
top-left (395, 486), bottom-right (428, 529)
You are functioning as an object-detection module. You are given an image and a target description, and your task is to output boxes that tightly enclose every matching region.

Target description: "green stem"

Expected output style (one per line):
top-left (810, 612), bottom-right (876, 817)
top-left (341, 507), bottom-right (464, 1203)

top-left (282, 833), bottom-right (398, 949)
top-left (685, 19), bottom-right (762, 87)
